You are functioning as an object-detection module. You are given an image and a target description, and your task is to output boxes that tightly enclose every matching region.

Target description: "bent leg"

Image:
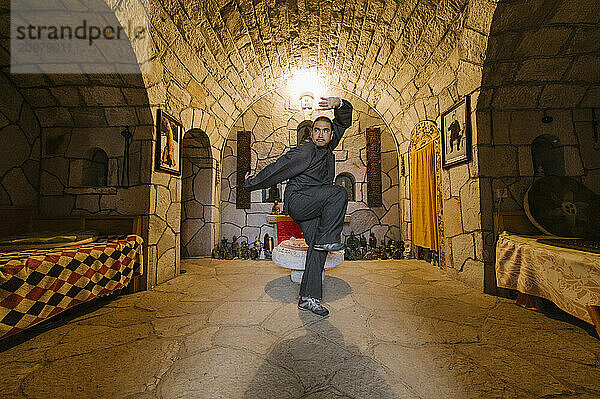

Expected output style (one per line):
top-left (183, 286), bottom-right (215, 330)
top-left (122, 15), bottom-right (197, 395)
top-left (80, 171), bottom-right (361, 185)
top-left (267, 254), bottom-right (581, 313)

top-left (313, 185), bottom-right (348, 245)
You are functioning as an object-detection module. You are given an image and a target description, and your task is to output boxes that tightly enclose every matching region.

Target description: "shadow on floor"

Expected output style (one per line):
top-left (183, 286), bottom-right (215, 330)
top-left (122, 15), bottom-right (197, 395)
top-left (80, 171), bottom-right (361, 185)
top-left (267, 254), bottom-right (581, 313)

top-left (264, 276), bottom-right (353, 303)
top-left (242, 311), bottom-right (400, 398)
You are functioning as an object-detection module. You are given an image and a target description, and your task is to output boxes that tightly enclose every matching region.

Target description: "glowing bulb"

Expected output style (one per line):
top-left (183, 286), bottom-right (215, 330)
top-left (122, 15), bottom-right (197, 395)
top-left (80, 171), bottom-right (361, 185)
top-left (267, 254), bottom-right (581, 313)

top-left (288, 68), bottom-right (328, 107)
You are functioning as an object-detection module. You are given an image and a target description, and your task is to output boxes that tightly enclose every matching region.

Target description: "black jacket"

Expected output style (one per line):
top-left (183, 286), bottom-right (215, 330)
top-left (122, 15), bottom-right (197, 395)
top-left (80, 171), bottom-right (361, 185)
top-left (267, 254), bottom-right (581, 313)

top-left (244, 100), bottom-right (353, 204)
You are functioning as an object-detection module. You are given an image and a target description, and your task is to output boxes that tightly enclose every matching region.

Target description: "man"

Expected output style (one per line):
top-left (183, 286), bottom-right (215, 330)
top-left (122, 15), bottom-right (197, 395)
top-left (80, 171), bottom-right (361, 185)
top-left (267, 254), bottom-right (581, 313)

top-left (448, 112), bottom-right (462, 152)
top-left (244, 96), bottom-right (353, 316)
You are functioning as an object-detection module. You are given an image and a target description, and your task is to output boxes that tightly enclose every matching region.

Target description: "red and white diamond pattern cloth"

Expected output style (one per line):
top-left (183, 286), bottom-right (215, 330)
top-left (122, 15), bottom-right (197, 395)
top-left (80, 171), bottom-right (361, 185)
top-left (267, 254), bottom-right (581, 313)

top-left (0, 234), bottom-right (143, 339)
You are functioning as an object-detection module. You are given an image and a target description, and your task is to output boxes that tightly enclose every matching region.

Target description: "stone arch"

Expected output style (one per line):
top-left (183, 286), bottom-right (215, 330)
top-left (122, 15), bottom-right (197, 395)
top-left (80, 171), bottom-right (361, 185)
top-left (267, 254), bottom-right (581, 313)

top-left (221, 88), bottom-right (402, 246)
top-left (181, 129), bottom-right (218, 257)
top-left (409, 120), bottom-right (446, 268)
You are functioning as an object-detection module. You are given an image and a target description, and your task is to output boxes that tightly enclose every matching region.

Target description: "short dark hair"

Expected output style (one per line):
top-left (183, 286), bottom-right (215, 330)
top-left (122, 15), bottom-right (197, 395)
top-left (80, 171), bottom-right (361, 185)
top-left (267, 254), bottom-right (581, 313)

top-left (312, 116), bottom-right (333, 129)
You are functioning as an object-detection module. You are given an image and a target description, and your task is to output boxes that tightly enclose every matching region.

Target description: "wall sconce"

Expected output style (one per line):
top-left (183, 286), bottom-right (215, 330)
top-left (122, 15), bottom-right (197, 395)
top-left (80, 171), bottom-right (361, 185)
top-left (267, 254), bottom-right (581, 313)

top-left (300, 91), bottom-right (314, 111)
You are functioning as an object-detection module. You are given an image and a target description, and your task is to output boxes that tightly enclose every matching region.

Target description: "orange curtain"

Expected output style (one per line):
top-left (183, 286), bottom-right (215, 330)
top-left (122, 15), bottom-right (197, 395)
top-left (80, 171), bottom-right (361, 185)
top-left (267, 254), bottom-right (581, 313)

top-left (410, 141), bottom-right (439, 251)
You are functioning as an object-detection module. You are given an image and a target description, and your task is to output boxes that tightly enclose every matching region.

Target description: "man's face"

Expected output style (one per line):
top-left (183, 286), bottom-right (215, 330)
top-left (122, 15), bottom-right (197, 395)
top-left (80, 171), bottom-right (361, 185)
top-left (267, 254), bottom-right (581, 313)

top-left (311, 120), bottom-right (333, 147)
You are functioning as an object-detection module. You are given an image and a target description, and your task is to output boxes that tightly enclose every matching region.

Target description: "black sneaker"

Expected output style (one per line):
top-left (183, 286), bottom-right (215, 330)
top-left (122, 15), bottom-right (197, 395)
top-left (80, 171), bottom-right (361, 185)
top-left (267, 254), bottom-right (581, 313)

top-left (298, 297), bottom-right (329, 317)
top-left (313, 242), bottom-right (345, 252)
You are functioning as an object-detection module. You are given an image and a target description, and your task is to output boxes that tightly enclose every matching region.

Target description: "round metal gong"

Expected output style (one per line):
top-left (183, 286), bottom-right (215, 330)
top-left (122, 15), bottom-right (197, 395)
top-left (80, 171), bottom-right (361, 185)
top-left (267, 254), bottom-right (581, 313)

top-left (524, 176), bottom-right (600, 239)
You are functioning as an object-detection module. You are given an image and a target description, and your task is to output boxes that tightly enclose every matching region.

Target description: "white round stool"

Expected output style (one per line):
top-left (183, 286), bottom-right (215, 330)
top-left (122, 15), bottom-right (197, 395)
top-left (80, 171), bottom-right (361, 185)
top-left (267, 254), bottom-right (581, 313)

top-left (271, 237), bottom-right (344, 283)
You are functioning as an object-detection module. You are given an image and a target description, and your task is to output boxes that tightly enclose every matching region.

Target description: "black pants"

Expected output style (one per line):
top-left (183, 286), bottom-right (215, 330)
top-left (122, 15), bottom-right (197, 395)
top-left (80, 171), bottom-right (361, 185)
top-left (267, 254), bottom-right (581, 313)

top-left (286, 185), bottom-right (348, 299)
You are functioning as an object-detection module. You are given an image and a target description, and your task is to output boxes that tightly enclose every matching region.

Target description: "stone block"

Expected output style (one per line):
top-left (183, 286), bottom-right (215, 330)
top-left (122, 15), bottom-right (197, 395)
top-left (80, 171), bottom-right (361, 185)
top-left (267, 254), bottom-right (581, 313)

top-left (450, 233), bottom-right (475, 270)
top-left (100, 185), bottom-right (150, 215)
top-left (477, 146), bottom-right (518, 177)
top-left (551, 1), bottom-right (599, 24)
top-left (573, 109), bottom-right (592, 122)
top-left (21, 88), bottom-right (57, 107)
top-left (36, 108), bottom-right (74, 127)
top-left (563, 146), bottom-right (584, 176)
top-left (105, 107), bottom-right (139, 127)
top-left (184, 200), bottom-right (204, 219)
top-left (49, 87), bottom-right (82, 107)
top-left (460, 179), bottom-right (482, 232)
top-left (492, 86), bottom-right (542, 109)
top-left (166, 202), bottom-right (181, 231)
top-left (449, 164), bottom-right (470, 197)
top-left (40, 171), bottom-right (64, 195)
top-left (0, 125), bottom-right (30, 177)
top-left (580, 86), bottom-right (600, 108)
top-left (517, 146), bottom-right (534, 176)
top-left (460, 29), bottom-right (488, 65)
top-left (2, 168), bottom-right (37, 207)
top-left (566, 56), bottom-right (600, 83)
top-left (70, 108), bottom-right (107, 126)
top-left (515, 58), bottom-right (571, 82)
top-left (466, 0), bottom-right (496, 34)
top-left (574, 122), bottom-right (600, 170)
top-left (75, 194), bottom-right (100, 213)
top-left (508, 110), bottom-right (544, 145)
top-left (516, 28), bottom-right (571, 56)
top-left (539, 84), bottom-right (587, 108)
top-left (491, 111), bottom-right (511, 145)
top-left (443, 197), bottom-right (463, 237)
top-left (80, 87), bottom-right (126, 106)
top-left (582, 170), bottom-right (600, 193)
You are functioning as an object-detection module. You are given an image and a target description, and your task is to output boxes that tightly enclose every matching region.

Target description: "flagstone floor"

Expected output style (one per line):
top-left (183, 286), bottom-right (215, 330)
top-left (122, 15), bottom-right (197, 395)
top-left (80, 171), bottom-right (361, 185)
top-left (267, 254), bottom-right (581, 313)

top-left (2, 258), bottom-right (600, 398)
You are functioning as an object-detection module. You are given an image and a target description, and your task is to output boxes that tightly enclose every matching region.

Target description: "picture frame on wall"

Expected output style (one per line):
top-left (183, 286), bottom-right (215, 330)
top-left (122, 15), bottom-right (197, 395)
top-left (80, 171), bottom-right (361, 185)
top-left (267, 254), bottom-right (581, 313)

top-left (441, 96), bottom-right (471, 168)
top-left (155, 109), bottom-right (182, 175)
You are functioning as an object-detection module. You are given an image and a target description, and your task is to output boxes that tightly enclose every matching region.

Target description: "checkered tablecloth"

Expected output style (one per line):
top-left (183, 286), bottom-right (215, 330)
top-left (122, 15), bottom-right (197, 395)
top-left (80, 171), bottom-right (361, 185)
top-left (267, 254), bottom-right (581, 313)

top-left (0, 234), bottom-right (143, 339)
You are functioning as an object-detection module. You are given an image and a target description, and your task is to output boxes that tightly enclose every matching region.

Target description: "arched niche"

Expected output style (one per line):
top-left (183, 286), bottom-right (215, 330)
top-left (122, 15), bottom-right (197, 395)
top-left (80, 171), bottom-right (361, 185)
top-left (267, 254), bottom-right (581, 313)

top-left (409, 120), bottom-right (446, 268)
top-left (181, 129), bottom-right (217, 257)
top-left (82, 148), bottom-right (109, 187)
top-left (335, 173), bottom-right (356, 202)
top-left (531, 135), bottom-right (564, 177)
top-left (297, 120), bottom-right (312, 145)
top-left (221, 89), bottom-right (401, 245)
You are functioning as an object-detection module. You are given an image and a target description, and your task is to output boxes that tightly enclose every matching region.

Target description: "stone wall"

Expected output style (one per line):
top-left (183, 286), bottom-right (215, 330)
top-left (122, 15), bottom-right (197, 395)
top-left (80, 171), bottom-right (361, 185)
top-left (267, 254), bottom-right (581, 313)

top-left (474, 0), bottom-right (600, 293)
top-left (220, 89), bottom-right (401, 247)
top-left (0, 72), bottom-right (40, 209)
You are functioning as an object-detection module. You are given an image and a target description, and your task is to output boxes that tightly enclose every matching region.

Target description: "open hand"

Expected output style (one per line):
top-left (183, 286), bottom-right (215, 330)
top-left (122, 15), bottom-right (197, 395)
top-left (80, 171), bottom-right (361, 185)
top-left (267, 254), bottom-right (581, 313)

top-left (245, 171), bottom-right (252, 180)
top-left (317, 97), bottom-right (341, 110)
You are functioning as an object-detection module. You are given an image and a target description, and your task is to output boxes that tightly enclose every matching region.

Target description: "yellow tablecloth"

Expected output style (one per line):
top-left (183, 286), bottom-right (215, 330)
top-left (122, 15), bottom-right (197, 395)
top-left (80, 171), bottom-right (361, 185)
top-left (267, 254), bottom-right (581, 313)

top-left (496, 232), bottom-right (600, 324)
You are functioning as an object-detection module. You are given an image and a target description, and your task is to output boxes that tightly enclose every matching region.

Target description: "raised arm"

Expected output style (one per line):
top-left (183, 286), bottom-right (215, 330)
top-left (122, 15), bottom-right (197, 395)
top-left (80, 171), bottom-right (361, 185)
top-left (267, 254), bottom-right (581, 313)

top-left (244, 144), bottom-right (313, 191)
top-left (316, 97), bottom-right (353, 150)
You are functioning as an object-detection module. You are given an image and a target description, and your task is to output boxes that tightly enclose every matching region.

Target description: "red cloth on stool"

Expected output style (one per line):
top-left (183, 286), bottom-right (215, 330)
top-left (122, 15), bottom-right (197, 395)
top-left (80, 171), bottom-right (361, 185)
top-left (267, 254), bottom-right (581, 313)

top-left (275, 215), bottom-right (304, 243)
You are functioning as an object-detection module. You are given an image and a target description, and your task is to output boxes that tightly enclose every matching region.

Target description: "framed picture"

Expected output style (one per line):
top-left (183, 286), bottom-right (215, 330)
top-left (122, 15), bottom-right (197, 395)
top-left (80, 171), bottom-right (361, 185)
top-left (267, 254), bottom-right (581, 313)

top-left (155, 109), bottom-right (182, 175)
top-left (441, 96), bottom-right (471, 168)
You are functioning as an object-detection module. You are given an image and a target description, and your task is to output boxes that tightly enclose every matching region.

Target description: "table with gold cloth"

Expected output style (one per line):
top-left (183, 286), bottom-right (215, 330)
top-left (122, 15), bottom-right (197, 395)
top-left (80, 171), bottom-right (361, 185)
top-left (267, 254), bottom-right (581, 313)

top-left (495, 232), bottom-right (600, 325)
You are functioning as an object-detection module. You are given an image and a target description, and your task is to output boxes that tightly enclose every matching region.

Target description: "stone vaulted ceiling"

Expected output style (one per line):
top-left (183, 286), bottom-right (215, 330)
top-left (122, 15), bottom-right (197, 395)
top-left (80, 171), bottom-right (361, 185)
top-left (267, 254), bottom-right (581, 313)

top-left (163, 0), bottom-right (469, 107)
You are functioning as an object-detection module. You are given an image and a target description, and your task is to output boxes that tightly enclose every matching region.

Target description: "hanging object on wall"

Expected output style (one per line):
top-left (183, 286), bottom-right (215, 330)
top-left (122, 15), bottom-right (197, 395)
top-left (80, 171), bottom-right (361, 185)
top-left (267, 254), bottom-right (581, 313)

top-left (236, 131), bottom-right (251, 209)
top-left (155, 109), bottom-right (183, 175)
top-left (299, 91), bottom-right (314, 111)
top-left (440, 95), bottom-right (471, 168)
top-left (366, 127), bottom-right (382, 207)
top-left (120, 126), bottom-right (132, 187)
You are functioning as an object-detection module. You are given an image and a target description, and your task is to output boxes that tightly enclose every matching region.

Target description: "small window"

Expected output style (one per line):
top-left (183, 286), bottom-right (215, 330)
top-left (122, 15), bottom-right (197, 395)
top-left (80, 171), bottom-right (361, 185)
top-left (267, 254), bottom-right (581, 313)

top-left (335, 173), bottom-right (355, 201)
top-left (531, 135), bottom-right (564, 177)
top-left (262, 184), bottom-right (282, 203)
top-left (297, 120), bottom-right (312, 145)
top-left (82, 148), bottom-right (108, 186)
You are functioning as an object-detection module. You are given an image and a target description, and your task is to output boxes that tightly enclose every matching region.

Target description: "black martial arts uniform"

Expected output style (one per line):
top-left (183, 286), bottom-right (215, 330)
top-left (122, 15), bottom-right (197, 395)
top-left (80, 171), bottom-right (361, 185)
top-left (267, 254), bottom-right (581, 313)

top-left (244, 100), bottom-right (353, 299)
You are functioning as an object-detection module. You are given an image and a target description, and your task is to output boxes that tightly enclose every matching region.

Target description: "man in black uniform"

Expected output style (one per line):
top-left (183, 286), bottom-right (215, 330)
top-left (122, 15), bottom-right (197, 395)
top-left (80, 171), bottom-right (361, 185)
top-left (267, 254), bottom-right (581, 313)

top-left (244, 96), bottom-right (352, 316)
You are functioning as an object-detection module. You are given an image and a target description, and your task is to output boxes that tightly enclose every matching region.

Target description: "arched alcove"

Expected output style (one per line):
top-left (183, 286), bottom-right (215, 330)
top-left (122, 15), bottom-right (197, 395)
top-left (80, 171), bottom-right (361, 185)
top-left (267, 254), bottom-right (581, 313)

top-left (181, 129), bottom-right (217, 257)
top-left (335, 173), bottom-right (356, 202)
top-left (82, 148), bottom-right (109, 187)
top-left (221, 89), bottom-right (401, 245)
top-left (531, 135), bottom-right (564, 177)
top-left (296, 120), bottom-right (312, 145)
